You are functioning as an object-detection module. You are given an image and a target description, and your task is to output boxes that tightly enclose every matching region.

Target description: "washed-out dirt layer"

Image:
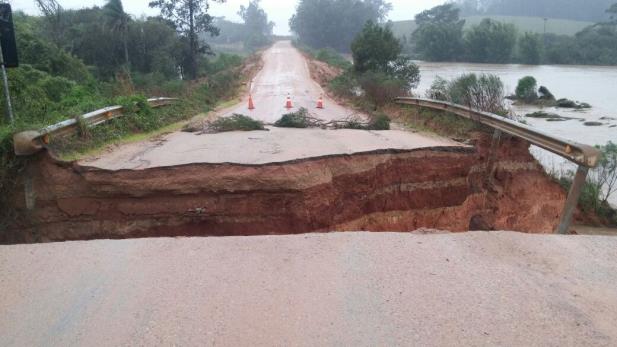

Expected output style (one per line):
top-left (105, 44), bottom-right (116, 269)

top-left (4, 133), bottom-right (566, 244)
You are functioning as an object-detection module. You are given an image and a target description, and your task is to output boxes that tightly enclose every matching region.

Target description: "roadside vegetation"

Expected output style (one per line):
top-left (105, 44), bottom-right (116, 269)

top-left (553, 143), bottom-right (617, 226)
top-left (328, 22), bottom-right (420, 108)
top-left (294, 45), bottom-right (352, 70)
top-left (195, 114), bottom-right (265, 134)
top-left (0, 0), bottom-right (274, 228)
top-left (274, 108), bottom-right (391, 130)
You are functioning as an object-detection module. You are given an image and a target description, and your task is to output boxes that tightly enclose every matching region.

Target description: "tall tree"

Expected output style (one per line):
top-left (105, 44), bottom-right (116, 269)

top-left (412, 4), bottom-right (465, 62)
top-left (238, 0), bottom-right (274, 50)
top-left (149, 0), bottom-right (225, 79)
top-left (518, 32), bottom-right (543, 64)
top-left (290, 0), bottom-right (391, 52)
top-left (464, 19), bottom-right (517, 63)
top-left (351, 21), bottom-right (401, 73)
top-left (104, 0), bottom-right (131, 67)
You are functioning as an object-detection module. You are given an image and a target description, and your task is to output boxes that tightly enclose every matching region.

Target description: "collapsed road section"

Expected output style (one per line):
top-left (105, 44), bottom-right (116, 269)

top-left (4, 131), bottom-right (566, 243)
top-left (3, 41), bottom-right (572, 243)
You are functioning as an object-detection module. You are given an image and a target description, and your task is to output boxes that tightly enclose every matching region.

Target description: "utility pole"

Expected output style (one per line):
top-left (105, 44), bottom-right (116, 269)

top-left (543, 18), bottom-right (548, 46)
top-left (0, 3), bottom-right (17, 123)
top-left (0, 41), bottom-right (14, 123)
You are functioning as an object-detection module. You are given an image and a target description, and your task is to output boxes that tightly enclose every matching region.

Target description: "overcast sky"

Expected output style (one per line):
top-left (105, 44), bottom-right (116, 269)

top-left (9, 0), bottom-right (443, 35)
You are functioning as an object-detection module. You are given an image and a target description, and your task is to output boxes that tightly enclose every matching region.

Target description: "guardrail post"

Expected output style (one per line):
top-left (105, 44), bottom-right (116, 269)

top-left (556, 166), bottom-right (589, 235)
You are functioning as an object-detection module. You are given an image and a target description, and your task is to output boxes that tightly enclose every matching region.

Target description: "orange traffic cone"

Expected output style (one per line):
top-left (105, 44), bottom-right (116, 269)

top-left (248, 94), bottom-right (255, 110)
top-left (316, 95), bottom-right (324, 109)
top-left (285, 95), bottom-right (293, 109)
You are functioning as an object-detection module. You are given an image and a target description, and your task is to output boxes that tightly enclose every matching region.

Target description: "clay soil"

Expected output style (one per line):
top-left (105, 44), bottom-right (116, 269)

top-left (3, 132), bottom-right (567, 244)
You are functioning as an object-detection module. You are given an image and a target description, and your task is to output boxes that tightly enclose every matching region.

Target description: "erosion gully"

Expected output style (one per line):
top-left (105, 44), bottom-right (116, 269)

top-left (3, 133), bottom-right (566, 244)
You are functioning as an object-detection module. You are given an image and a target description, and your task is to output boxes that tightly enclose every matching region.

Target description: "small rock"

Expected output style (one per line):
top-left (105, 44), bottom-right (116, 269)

top-left (556, 98), bottom-right (591, 109)
top-left (584, 121), bottom-right (603, 127)
top-left (525, 111), bottom-right (562, 119)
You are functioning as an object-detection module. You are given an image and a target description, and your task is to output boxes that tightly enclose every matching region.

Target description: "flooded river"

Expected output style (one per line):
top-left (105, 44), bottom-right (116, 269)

top-left (415, 62), bottom-right (617, 206)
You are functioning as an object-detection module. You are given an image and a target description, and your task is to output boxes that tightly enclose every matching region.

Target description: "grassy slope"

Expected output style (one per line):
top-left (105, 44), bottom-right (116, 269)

top-left (389, 15), bottom-right (593, 39)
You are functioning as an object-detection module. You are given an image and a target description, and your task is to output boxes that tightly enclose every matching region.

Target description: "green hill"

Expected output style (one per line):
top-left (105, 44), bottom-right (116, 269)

top-left (388, 15), bottom-right (593, 39)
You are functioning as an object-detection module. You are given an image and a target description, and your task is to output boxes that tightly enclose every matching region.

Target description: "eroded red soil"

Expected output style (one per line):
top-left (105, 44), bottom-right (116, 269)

top-left (2, 133), bottom-right (566, 244)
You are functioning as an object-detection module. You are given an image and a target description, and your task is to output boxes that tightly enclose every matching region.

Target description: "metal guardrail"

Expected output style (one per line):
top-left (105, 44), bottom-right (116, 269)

top-left (395, 97), bottom-right (600, 235)
top-left (13, 97), bottom-right (177, 156)
top-left (396, 97), bottom-right (600, 168)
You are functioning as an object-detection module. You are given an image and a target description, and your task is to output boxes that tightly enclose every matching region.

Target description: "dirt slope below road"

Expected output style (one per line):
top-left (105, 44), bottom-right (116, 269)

top-left (2, 232), bottom-right (616, 346)
top-left (5, 135), bottom-right (567, 243)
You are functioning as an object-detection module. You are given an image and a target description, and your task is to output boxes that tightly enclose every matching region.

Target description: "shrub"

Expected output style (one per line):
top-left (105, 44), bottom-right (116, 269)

top-left (358, 71), bottom-right (408, 107)
top-left (329, 71), bottom-right (359, 98)
top-left (274, 108), bottom-right (312, 128)
top-left (515, 76), bottom-right (538, 102)
top-left (593, 142), bottom-right (617, 204)
top-left (368, 114), bottom-right (391, 130)
top-left (206, 114), bottom-right (265, 133)
top-left (315, 48), bottom-right (352, 70)
top-left (556, 142), bottom-right (617, 225)
top-left (426, 77), bottom-right (449, 101)
top-left (447, 73), bottom-right (507, 114)
top-left (388, 57), bottom-right (421, 90)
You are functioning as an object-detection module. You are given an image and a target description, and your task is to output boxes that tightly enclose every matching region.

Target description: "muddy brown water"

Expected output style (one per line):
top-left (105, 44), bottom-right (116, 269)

top-left (416, 62), bottom-right (617, 206)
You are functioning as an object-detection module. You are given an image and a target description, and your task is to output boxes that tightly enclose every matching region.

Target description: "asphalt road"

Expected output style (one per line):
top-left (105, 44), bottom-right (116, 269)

top-left (80, 41), bottom-right (459, 169)
top-left (1, 232), bottom-right (616, 346)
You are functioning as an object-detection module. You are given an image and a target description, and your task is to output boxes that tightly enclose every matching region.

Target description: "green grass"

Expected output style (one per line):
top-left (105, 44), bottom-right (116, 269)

top-left (389, 15), bottom-right (593, 39)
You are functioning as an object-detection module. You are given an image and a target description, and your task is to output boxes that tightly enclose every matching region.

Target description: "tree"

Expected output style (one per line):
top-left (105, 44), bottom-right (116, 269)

top-left (464, 19), bottom-right (517, 63)
top-left (351, 21), bottom-right (420, 105)
top-left (518, 32), bottom-right (543, 65)
top-left (415, 4), bottom-right (461, 26)
top-left (515, 76), bottom-right (538, 101)
top-left (238, 0), bottom-right (274, 50)
top-left (412, 4), bottom-right (465, 62)
top-left (128, 17), bottom-right (181, 78)
top-left (289, 0), bottom-right (391, 52)
top-left (104, 0), bottom-right (131, 67)
top-left (351, 21), bottom-right (401, 73)
top-left (149, 0), bottom-right (225, 79)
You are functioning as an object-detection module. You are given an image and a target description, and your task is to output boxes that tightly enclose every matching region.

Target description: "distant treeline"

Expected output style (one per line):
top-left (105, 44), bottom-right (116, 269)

top-left (290, 0), bottom-right (391, 52)
top-left (411, 4), bottom-right (617, 66)
top-left (457, 0), bottom-right (615, 23)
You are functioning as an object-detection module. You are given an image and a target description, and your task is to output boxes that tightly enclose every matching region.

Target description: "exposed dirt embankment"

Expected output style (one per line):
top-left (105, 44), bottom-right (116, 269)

top-left (2, 133), bottom-right (566, 244)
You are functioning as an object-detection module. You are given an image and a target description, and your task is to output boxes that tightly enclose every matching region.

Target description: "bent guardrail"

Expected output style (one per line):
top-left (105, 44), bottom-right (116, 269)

top-left (396, 97), bottom-right (600, 168)
top-left (395, 97), bottom-right (600, 235)
top-left (13, 97), bottom-right (177, 156)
